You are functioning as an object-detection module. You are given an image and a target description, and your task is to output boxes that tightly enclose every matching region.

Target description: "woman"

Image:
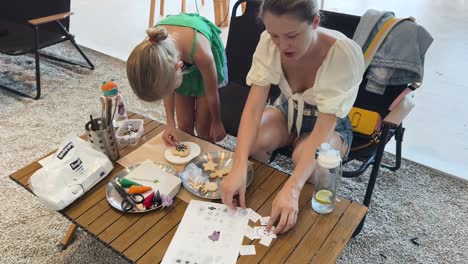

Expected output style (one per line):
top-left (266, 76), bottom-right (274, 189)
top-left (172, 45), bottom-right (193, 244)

top-left (126, 13), bottom-right (228, 145)
top-left (221, 0), bottom-right (364, 234)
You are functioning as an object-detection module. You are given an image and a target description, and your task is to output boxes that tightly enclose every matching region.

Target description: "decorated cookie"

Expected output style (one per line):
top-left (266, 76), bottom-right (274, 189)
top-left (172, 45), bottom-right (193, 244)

top-left (202, 160), bottom-right (218, 172)
top-left (171, 143), bottom-right (191, 157)
top-left (201, 182), bottom-right (218, 193)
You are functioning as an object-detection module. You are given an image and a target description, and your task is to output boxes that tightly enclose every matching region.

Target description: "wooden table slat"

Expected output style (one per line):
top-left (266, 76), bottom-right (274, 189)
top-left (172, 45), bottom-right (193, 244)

top-left (75, 198), bottom-right (113, 227)
top-left (98, 211), bottom-right (146, 243)
top-left (310, 202), bottom-right (368, 264)
top-left (238, 177), bottom-right (315, 264)
top-left (111, 199), bottom-right (183, 252)
top-left (245, 164), bottom-right (276, 198)
top-left (245, 170), bottom-right (288, 211)
top-left (136, 225), bottom-right (179, 264)
top-left (285, 199), bottom-right (352, 263)
top-left (125, 202), bottom-right (189, 261)
top-left (87, 207), bottom-right (124, 235)
top-left (99, 199), bottom-right (181, 245)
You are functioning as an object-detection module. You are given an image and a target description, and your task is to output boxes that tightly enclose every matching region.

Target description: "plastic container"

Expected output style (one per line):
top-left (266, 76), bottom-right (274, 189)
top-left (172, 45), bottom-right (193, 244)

top-left (311, 143), bottom-right (342, 214)
top-left (101, 80), bottom-right (128, 128)
top-left (115, 119), bottom-right (144, 146)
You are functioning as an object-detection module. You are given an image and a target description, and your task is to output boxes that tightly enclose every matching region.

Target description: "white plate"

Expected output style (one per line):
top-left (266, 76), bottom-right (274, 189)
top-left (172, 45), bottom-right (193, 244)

top-left (164, 141), bottom-right (201, 165)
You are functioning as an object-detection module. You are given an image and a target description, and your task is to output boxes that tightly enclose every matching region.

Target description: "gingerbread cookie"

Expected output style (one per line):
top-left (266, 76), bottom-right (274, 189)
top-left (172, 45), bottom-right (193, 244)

top-left (171, 143), bottom-right (191, 157)
top-left (201, 182), bottom-right (218, 193)
top-left (209, 170), bottom-right (224, 179)
top-left (202, 160), bottom-right (218, 171)
top-left (220, 166), bottom-right (232, 176)
top-left (209, 166), bottom-right (232, 179)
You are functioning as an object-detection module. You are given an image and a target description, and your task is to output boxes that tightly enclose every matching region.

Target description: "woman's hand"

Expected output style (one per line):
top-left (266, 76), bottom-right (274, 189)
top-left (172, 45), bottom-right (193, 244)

top-left (162, 125), bottom-right (179, 147)
top-left (266, 181), bottom-right (300, 234)
top-left (210, 120), bottom-right (226, 142)
top-left (221, 166), bottom-right (247, 209)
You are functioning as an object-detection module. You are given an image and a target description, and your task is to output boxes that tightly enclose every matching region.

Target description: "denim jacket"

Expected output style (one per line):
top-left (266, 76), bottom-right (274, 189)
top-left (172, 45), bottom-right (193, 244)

top-left (353, 9), bottom-right (433, 94)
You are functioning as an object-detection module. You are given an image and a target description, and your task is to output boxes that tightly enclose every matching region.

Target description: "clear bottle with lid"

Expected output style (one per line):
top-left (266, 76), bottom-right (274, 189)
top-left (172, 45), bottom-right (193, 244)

top-left (101, 80), bottom-right (128, 128)
top-left (311, 143), bottom-right (342, 214)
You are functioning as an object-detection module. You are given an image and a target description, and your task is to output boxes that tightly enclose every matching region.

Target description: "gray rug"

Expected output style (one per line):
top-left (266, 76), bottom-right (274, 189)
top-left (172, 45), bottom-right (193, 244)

top-left (1, 43), bottom-right (466, 264)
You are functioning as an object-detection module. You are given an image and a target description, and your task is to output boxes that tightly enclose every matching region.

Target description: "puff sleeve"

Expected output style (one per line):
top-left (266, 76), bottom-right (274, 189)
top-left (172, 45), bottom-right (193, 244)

top-left (246, 31), bottom-right (282, 87)
top-left (313, 39), bottom-right (365, 118)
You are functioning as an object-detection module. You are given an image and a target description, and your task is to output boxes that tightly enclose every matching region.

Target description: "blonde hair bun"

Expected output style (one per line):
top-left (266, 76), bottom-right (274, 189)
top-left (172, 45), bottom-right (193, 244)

top-left (146, 26), bottom-right (168, 43)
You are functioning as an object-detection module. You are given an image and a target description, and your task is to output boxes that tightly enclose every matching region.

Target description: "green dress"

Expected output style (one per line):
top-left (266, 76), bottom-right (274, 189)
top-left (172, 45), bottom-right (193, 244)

top-left (157, 13), bottom-right (228, 97)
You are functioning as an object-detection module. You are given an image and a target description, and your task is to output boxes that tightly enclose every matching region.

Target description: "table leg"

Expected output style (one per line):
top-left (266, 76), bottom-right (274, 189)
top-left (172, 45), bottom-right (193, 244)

top-left (149, 0), bottom-right (156, 27)
top-left (214, 0), bottom-right (221, 25)
top-left (182, 0), bottom-right (186, 13)
top-left (219, 0), bottom-right (230, 27)
top-left (160, 0), bottom-right (165, 16)
top-left (60, 223), bottom-right (78, 250)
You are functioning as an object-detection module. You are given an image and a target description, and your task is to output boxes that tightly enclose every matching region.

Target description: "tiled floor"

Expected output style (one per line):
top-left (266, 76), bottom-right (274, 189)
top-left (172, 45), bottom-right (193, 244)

top-left (70, 0), bottom-right (468, 180)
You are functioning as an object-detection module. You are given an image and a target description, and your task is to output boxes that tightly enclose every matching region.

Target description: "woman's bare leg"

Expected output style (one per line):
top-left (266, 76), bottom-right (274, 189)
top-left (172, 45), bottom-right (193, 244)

top-left (292, 132), bottom-right (348, 183)
top-left (250, 108), bottom-right (295, 163)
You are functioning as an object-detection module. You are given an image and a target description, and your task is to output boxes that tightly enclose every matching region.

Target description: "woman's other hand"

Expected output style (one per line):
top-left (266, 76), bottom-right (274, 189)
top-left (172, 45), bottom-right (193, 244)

top-left (266, 182), bottom-right (300, 234)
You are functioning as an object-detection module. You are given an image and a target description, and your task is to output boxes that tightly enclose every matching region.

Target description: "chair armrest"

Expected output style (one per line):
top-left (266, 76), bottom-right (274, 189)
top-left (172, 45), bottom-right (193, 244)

top-left (28, 12), bottom-right (74, 26)
top-left (383, 94), bottom-right (415, 127)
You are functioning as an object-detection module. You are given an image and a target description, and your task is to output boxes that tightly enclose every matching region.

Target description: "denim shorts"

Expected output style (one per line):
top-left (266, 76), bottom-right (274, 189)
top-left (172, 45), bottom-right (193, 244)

top-left (269, 95), bottom-right (353, 152)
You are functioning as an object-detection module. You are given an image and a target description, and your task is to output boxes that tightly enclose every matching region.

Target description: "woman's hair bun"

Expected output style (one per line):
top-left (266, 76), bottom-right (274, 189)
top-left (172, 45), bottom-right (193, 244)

top-left (146, 26), bottom-right (168, 43)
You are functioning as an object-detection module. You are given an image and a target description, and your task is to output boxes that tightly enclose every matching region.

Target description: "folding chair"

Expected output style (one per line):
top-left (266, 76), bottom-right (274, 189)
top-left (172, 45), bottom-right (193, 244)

top-left (219, 0), bottom-right (425, 236)
top-left (219, 0), bottom-right (280, 136)
top-left (0, 0), bottom-right (94, 100)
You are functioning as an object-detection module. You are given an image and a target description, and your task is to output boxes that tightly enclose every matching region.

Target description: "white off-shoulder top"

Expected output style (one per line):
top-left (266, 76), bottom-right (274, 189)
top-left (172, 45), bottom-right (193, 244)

top-left (246, 30), bottom-right (365, 134)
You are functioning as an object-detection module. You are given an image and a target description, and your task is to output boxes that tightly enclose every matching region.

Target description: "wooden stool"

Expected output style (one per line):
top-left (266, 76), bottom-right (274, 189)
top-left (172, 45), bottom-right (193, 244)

top-left (213, 0), bottom-right (229, 26)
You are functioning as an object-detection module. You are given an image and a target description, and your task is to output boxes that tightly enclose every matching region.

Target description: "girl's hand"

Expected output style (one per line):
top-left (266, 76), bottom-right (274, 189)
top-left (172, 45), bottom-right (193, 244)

top-left (210, 120), bottom-right (226, 142)
top-left (221, 167), bottom-right (247, 209)
top-left (162, 126), bottom-right (179, 147)
top-left (266, 182), bottom-right (300, 234)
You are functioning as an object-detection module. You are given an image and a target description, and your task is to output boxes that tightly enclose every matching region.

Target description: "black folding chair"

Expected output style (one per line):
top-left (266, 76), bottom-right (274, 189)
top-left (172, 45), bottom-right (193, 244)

top-left (220, 0), bottom-right (420, 236)
top-left (220, 0), bottom-right (282, 136)
top-left (0, 0), bottom-right (94, 99)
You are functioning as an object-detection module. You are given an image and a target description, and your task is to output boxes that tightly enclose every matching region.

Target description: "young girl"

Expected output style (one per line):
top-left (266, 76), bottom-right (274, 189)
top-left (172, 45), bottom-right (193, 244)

top-left (126, 13), bottom-right (228, 145)
top-left (221, 0), bottom-right (365, 234)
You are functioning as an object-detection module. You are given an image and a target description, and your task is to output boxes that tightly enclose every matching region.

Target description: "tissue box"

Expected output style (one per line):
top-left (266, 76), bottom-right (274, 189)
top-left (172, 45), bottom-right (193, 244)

top-left (115, 119), bottom-right (144, 146)
top-left (125, 160), bottom-right (181, 198)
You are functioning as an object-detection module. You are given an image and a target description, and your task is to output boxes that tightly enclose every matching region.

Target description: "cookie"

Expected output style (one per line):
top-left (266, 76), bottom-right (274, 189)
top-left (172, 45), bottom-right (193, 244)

top-left (220, 166), bottom-right (232, 176)
top-left (171, 143), bottom-right (191, 157)
top-left (209, 170), bottom-right (223, 179)
top-left (201, 182), bottom-right (218, 193)
top-left (202, 160), bottom-right (218, 171)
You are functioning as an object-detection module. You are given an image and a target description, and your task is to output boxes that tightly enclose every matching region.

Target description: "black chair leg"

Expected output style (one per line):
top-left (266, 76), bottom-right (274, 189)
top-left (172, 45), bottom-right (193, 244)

top-left (56, 21), bottom-right (94, 70)
top-left (0, 26), bottom-right (42, 99)
top-left (352, 125), bottom-right (390, 236)
top-left (34, 26), bottom-right (41, 99)
top-left (382, 124), bottom-right (404, 171)
top-left (352, 214), bottom-right (366, 237)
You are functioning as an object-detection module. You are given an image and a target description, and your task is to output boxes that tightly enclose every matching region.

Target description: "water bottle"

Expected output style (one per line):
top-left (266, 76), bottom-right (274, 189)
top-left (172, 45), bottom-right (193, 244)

top-left (311, 143), bottom-right (342, 214)
top-left (101, 80), bottom-right (128, 128)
